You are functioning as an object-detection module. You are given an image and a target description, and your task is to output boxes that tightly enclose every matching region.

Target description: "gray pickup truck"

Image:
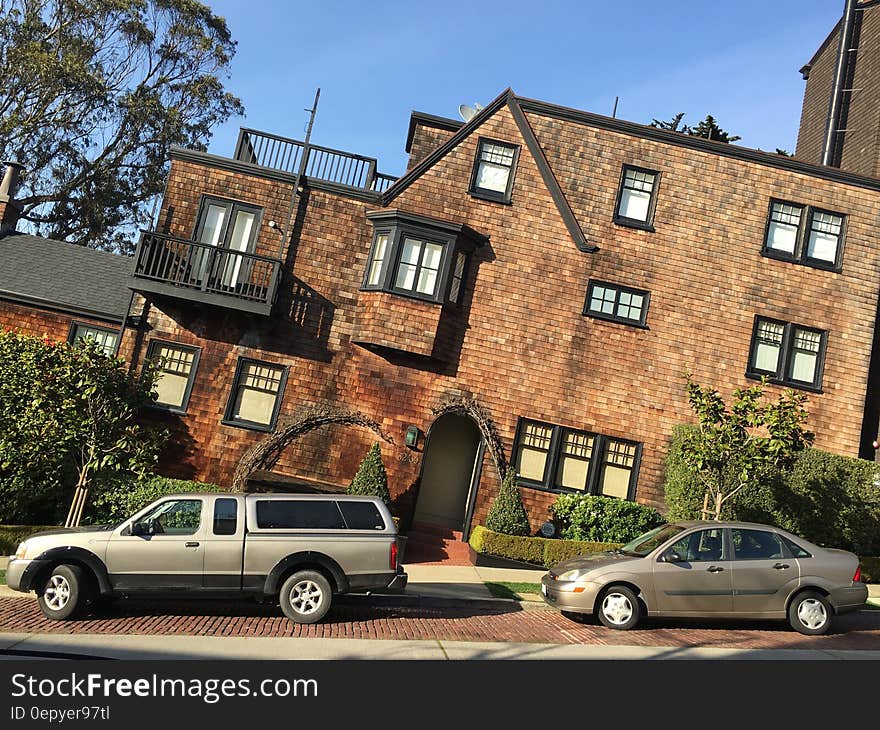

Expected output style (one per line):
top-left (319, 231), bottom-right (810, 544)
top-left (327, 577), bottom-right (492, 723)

top-left (6, 492), bottom-right (407, 624)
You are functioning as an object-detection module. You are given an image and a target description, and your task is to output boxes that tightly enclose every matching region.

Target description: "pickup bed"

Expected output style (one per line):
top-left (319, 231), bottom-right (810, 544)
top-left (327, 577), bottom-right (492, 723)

top-left (6, 492), bottom-right (407, 623)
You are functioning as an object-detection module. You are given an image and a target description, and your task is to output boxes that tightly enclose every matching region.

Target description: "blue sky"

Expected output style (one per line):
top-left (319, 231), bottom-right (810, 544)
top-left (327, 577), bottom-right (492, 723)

top-left (206, 0), bottom-right (843, 177)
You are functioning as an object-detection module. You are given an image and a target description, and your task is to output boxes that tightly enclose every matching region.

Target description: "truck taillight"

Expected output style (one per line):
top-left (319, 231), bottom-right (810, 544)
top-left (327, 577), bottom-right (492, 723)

top-left (390, 541), bottom-right (398, 570)
top-left (854, 565), bottom-right (862, 583)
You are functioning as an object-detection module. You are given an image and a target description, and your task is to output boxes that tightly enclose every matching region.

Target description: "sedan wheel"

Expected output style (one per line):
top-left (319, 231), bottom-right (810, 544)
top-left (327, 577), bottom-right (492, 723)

top-left (597, 585), bottom-right (641, 630)
top-left (788, 591), bottom-right (832, 635)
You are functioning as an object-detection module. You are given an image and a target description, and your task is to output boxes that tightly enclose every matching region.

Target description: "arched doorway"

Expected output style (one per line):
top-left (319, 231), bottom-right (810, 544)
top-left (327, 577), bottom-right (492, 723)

top-left (413, 413), bottom-right (483, 535)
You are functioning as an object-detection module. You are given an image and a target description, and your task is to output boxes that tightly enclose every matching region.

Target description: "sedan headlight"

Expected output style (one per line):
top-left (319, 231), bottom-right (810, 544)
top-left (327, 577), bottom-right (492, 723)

top-left (557, 569), bottom-right (590, 582)
top-left (14, 541), bottom-right (28, 559)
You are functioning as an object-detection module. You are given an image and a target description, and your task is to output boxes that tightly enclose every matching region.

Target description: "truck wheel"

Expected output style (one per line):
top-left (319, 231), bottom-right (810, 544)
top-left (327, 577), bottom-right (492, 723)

top-left (37, 564), bottom-right (87, 621)
top-left (280, 570), bottom-right (332, 624)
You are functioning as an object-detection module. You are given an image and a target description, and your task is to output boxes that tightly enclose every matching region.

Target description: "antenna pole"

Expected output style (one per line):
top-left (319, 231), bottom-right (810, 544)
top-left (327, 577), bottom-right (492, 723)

top-left (279, 88), bottom-right (321, 259)
top-left (612, 96), bottom-right (619, 119)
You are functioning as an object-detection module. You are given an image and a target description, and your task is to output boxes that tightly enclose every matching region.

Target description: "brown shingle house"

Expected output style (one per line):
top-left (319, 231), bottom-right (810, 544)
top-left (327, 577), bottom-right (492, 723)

top-left (4, 83), bottom-right (880, 550)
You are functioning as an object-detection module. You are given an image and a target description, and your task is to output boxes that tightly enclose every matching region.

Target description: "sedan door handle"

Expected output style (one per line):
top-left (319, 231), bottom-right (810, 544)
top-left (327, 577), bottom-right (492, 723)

top-left (773, 563), bottom-right (790, 570)
top-left (185, 542), bottom-right (200, 548)
top-left (707, 566), bottom-right (724, 573)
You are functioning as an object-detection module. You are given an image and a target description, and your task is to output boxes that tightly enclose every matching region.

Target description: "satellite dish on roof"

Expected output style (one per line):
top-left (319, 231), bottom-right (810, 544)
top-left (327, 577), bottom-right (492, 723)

top-left (458, 102), bottom-right (485, 122)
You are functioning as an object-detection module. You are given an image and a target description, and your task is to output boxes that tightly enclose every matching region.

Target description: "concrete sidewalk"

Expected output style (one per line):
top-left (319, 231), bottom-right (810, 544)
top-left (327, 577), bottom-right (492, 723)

top-left (3, 632), bottom-right (880, 661)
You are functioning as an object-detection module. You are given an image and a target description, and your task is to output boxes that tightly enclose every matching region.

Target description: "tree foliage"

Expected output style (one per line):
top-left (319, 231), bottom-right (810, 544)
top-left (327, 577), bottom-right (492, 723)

top-left (0, 329), bottom-right (167, 524)
top-left (651, 113), bottom-right (741, 143)
top-left (485, 469), bottom-right (531, 536)
top-left (679, 374), bottom-right (813, 520)
top-left (0, 0), bottom-right (243, 251)
top-left (347, 443), bottom-right (392, 508)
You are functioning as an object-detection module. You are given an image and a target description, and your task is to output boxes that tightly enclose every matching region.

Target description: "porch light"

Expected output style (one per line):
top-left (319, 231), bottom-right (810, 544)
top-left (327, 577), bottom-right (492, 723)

top-left (404, 425), bottom-right (421, 448)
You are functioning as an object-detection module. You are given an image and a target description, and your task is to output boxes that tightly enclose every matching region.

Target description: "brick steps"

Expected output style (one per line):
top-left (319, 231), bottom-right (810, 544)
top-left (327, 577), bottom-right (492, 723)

top-left (403, 522), bottom-right (472, 565)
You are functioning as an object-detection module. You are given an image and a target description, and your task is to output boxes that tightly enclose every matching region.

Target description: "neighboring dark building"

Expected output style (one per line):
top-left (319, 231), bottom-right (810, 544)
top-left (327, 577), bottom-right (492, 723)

top-left (797, 1), bottom-right (880, 175)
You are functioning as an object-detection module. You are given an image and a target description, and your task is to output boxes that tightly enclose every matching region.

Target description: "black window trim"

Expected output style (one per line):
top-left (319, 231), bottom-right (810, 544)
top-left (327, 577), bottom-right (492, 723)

top-left (511, 417), bottom-right (642, 500)
top-left (613, 164), bottom-right (661, 232)
top-left (144, 338), bottom-right (202, 415)
top-left (583, 280), bottom-right (651, 328)
top-left (745, 315), bottom-right (828, 393)
top-left (222, 356), bottom-right (288, 432)
top-left (67, 321), bottom-right (120, 355)
top-left (192, 194), bottom-right (264, 253)
top-left (361, 213), bottom-right (481, 305)
top-left (761, 197), bottom-right (846, 272)
top-left (468, 137), bottom-right (520, 204)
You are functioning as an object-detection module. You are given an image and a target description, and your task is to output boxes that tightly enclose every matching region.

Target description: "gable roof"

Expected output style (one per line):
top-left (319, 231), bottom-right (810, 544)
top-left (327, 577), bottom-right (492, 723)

top-left (383, 89), bottom-right (595, 253)
top-left (0, 233), bottom-right (132, 322)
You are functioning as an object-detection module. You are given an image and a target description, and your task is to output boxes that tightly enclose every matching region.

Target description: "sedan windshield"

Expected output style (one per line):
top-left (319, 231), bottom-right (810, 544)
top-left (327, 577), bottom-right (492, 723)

top-left (619, 524), bottom-right (686, 557)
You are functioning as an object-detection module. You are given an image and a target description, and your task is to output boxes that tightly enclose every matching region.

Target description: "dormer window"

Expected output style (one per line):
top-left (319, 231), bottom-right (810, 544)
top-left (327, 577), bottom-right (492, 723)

top-left (363, 210), bottom-right (486, 304)
top-left (469, 138), bottom-right (519, 204)
top-left (614, 165), bottom-right (659, 230)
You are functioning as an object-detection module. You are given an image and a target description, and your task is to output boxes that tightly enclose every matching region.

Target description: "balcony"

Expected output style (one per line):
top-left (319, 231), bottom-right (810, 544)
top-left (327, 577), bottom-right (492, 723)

top-left (131, 231), bottom-right (281, 316)
top-left (234, 128), bottom-right (397, 193)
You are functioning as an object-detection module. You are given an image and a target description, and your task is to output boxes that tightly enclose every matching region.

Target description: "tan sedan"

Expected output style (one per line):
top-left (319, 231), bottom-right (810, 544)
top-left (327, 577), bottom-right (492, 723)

top-left (541, 521), bottom-right (867, 635)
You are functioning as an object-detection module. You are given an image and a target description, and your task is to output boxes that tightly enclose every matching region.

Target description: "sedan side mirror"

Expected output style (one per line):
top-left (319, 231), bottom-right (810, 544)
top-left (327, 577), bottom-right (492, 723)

top-left (131, 521), bottom-right (148, 537)
top-left (662, 550), bottom-right (686, 563)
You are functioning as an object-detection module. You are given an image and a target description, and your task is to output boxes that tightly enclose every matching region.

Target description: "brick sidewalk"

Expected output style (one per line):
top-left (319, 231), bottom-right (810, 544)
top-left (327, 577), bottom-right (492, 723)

top-left (2, 597), bottom-right (880, 652)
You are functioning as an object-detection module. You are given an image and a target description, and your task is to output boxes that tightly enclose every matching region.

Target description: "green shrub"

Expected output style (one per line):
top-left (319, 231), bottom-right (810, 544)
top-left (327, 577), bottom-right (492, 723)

top-left (85, 474), bottom-right (220, 525)
top-left (347, 443), bottom-right (391, 507)
top-left (550, 493), bottom-right (665, 543)
top-left (860, 557), bottom-right (880, 584)
top-left (485, 470), bottom-right (531, 536)
top-left (0, 525), bottom-right (57, 555)
top-left (468, 525), bottom-right (622, 568)
top-left (664, 425), bottom-right (880, 554)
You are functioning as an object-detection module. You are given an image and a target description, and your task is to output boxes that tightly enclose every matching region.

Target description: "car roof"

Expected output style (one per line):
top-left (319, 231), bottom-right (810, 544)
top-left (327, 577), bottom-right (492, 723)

top-left (154, 492), bottom-right (383, 502)
top-left (673, 520), bottom-right (787, 530)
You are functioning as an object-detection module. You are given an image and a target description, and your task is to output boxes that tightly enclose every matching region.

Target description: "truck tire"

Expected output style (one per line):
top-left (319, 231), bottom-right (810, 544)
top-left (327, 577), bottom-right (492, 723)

top-left (36, 564), bottom-right (89, 621)
top-left (279, 570), bottom-right (333, 624)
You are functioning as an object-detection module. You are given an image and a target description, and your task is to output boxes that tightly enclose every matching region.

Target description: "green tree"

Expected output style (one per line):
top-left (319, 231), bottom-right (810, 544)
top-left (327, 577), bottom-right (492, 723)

top-left (347, 443), bottom-right (391, 507)
top-left (0, 329), bottom-right (167, 524)
top-left (651, 113), bottom-right (741, 143)
top-left (680, 374), bottom-right (813, 520)
top-left (0, 0), bottom-right (243, 252)
top-left (485, 469), bottom-right (531, 536)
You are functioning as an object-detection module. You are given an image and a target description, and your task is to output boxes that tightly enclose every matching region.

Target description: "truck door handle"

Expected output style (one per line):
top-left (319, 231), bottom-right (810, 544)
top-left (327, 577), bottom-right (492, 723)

top-left (773, 563), bottom-right (790, 570)
top-left (185, 542), bottom-right (199, 548)
top-left (707, 566), bottom-right (724, 573)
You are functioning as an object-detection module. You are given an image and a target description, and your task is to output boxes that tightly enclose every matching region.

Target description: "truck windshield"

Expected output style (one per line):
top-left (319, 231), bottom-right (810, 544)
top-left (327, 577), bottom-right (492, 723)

top-left (619, 524), bottom-right (686, 557)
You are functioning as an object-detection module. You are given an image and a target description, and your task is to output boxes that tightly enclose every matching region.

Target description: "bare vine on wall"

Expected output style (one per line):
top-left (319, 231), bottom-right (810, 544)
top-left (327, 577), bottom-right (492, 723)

top-left (431, 394), bottom-right (508, 482)
top-left (232, 403), bottom-right (394, 491)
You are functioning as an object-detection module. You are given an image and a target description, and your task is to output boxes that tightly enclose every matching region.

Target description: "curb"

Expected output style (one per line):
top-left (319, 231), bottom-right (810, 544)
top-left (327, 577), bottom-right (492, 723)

top-left (338, 593), bottom-right (551, 612)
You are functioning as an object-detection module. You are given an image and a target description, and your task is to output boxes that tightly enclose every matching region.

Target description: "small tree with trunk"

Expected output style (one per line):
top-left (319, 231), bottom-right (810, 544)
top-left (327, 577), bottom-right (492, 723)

top-left (59, 339), bottom-right (167, 526)
top-left (347, 443), bottom-right (391, 508)
top-left (486, 469), bottom-right (531, 536)
top-left (680, 373), bottom-right (814, 520)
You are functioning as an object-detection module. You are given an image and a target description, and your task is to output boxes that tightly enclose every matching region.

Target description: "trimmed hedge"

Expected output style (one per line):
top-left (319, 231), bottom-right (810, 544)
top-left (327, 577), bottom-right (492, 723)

top-left (0, 525), bottom-right (57, 556)
top-left (85, 474), bottom-right (221, 525)
top-left (469, 525), bottom-right (622, 568)
top-left (861, 557), bottom-right (880, 584)
top-left (664, 424), bottom-right (880, 555)
top-left (485, 470), bottom-right (531, 536)
top-left (550, 493), bottom-right (665, 543)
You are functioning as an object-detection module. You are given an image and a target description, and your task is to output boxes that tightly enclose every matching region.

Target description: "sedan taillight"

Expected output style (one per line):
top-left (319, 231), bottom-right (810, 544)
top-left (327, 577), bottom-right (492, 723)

top-left (390, 541), bottom-right (398, 570)
top-left (853, 565), bottom-right (862, 583)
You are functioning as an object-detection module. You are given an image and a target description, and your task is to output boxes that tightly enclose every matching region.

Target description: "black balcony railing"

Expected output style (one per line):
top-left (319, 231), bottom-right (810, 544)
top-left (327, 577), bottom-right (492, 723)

top-left (132, 232), bottom-right (280, 314)
top-left (234, 128), bottom-right (397, 193)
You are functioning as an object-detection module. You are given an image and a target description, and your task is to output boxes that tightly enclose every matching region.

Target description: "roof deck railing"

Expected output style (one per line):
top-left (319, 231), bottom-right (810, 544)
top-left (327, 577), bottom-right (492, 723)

top-left (234, 128), bottom-right (396, 193)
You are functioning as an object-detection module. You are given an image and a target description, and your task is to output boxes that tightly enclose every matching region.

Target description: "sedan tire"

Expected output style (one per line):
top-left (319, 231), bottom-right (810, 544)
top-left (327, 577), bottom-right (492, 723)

top-left (788, 590), bottom-right (832, 636)
top-left (279, 570), bottom-right (333, 624)
top-left (597, 585), bottom-right (641, 631)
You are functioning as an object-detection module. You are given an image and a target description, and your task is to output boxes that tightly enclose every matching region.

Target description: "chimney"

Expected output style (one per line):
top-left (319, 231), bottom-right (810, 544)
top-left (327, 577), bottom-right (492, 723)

top-left (0, 161), bottom-right (25, 234)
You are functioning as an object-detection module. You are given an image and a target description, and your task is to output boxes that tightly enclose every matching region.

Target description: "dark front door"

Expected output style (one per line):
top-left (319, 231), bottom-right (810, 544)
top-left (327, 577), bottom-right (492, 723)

top-left (413, 414), bottom-right (481, 532)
